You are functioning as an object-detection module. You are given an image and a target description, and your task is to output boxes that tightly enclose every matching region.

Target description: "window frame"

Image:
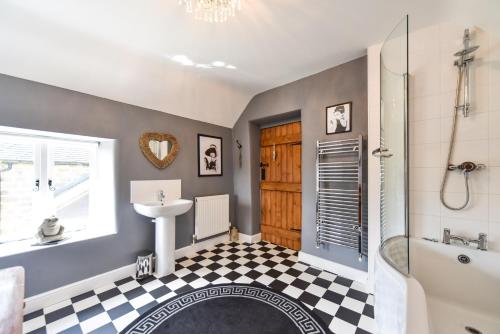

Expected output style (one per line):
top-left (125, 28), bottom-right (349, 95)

top-left (0, 128), bottom-right (116, 255)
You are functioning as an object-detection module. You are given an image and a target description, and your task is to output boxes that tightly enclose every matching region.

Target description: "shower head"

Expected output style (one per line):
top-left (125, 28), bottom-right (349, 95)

top-left (454, 45), bottom-right (480, 57)
top-left (455, 29), bottom-right (480, 58)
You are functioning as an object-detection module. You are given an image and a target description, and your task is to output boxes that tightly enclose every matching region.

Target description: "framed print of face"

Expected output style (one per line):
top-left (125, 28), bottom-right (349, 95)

top-left (326, 102), bottom-right (352, 135)
top-left (198, 134), bottom-right (223, 177)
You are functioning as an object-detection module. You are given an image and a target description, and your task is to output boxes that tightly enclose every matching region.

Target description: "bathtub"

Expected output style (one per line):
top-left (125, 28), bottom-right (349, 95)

top-left (374, 239), bottom-right (430, 334)
top-left (375, 237), bottom-right (500, 334)
top-left (410, 238), bottom-right (500, 334)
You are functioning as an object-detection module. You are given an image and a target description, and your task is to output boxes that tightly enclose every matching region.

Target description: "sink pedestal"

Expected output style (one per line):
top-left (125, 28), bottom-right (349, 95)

top-left (132, 197), bottom-right (193, 278)
top-left (154, 217), bottom-right (176, 277)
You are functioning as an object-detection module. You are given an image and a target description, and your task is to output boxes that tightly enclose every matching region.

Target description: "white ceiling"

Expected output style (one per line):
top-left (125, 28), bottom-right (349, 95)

top-left (0, 0), bottom-right (496, 127)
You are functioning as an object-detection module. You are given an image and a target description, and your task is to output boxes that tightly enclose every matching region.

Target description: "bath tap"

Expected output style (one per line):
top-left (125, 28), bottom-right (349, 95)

top-left (468, 233), bottom-right (488, 251)
top-left (442, 228), bottom-right (488, 250)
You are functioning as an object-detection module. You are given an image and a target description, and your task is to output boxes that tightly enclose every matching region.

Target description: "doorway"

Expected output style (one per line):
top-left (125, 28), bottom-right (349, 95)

top-left (259, 121), bottom-right (302, 250)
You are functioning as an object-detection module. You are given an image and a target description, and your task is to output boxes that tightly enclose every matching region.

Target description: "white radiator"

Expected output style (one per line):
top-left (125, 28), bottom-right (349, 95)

top-left (194, 194), bottom-right (230, 241)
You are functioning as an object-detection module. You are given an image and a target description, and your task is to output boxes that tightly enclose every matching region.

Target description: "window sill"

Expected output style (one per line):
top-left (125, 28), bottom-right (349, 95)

top-left (0, 230), bottom-right (117, 258)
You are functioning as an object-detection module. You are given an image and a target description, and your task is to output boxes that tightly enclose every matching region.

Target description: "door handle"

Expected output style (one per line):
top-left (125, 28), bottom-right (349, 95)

top-left (32, 179), bottom-right (40, 192)
top-left (48, 179), bottom-right (56, 191)
top-left (260, 162), bottom-right (268, 180)
top-left (372, 147), bottom-right (393, 158)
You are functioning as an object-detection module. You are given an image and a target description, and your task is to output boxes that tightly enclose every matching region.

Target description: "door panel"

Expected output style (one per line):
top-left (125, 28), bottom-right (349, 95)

top-left (260, 122), bottom-right (301, 250)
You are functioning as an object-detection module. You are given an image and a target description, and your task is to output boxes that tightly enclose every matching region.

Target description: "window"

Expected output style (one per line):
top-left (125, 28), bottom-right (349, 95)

top-left (0, 129), bottom-right (114, 246)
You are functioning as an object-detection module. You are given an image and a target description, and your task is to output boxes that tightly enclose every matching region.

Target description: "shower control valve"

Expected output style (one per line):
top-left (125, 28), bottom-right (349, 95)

top-left (447, 161), bottom-right (485, 173)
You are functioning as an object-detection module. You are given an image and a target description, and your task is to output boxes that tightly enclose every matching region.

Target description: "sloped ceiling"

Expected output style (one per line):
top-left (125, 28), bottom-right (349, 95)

top-left (0, 0), bottom-right (496, 127)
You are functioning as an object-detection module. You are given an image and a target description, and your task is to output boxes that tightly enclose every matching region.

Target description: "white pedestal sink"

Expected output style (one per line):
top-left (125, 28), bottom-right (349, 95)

top-left (133, 199), bottom-right (193, 277)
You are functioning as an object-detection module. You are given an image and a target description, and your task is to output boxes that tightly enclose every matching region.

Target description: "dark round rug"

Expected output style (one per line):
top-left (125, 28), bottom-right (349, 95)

top-left (120, 284), bottom-right (328, 334)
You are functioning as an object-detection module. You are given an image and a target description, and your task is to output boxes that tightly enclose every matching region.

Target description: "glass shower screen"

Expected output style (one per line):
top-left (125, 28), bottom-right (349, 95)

top-left (376, 15), bottom-right (409, 275)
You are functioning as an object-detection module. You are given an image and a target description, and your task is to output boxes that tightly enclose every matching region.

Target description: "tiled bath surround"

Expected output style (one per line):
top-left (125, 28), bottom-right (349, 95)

top-left (409, 22), bottom-right (500, 250)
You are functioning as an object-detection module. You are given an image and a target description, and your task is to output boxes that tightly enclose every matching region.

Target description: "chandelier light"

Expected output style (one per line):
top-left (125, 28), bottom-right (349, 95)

top-left (179, 0), bottom-right (241, 23)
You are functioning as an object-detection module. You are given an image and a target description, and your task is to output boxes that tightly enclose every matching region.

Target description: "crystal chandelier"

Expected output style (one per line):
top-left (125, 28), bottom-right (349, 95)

top-left (179, 0), bottom-right (241, 23)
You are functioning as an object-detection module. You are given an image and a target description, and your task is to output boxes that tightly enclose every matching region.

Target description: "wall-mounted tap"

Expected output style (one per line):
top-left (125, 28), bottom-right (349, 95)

top-left (443, 228), bottom-right (488, 251)
top-left (158, 190), bottom-right (166, 202)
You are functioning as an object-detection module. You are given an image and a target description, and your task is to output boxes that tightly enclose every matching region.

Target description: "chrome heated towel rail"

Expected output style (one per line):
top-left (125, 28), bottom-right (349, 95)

top-left (315, 136), bottom-right (366, 259)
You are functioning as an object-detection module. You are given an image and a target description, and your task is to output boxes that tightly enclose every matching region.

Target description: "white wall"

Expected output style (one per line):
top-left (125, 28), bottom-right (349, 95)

top-left (409, 22), bottom-right (500, 251)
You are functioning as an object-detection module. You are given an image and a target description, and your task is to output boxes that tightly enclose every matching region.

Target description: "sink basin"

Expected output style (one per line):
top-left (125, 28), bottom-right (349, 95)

top-left (133, 199), bottom-right (193, 219)
top-left (132, 198), bottom-right (193, 277)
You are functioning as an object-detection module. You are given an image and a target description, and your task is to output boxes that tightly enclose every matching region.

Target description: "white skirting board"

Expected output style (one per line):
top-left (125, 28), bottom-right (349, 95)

top-left (298, 251), bottom-right (369, 288)
top-left (24, 264), bottom-right (136, 314)
top-left (24, 234), bottom-right (229, 314)
top-left (174, 234), bottom-right (229, 259)
top-left (238, 232), bottom-right (261, 244)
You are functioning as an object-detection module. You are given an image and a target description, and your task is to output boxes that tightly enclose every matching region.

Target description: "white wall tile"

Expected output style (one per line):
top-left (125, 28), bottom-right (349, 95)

top-left (410, 167), bottom-right (442, 192)
top-left (489, 167), bottom-right (500, 194)
top-left (410, 214), bottom-right (441, 239)
top-left (410, 191), bottom-right (441, 215)
top-left (441, 168), bottom-right (489, 195)
top-left (489, 112), bottom-right (500, 139)
top-left (489, 139), bottom-right (500, 166)
top-left (488, 222), bottom-right (500, 252)
top-left (440, 60), bottom-right (457, 94)
top-left (441, 112), bottom-right (489, 142)
top-left (470, 82), bottom-right (490, 114)
top-left (490, 84), bottom-right (500, 112)
top-left (490, 194), bottom-right (500, 223)
top-left (439, 91), bottom-right (456, 119)
top-left (413, 119), bottom-right (441, 144)
top-left (410, 24), bottom-right (441, 98)
top-left (409, 21), bottom-right (499, 255)
top-left (490, 36), bottom-right (500, 86)
top-left (410, 59), bottom-right (441, 98)
top-left (411, 24), bottom-right (441, 56)
top-left (440, 193), bottom-right (489, 221)
top-left (411, 144), bottom-right (441, 168)
top-left (409, 121), bottom-right (415, 146)
top-left (439, 140), bottom-right (489, 169)
top-left (412, 95), bottom-right (441, 121)
top-left (440, 117), bottom-right (453, 142)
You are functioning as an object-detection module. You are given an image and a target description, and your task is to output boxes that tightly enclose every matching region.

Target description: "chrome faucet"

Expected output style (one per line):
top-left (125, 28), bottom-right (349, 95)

top-left (158, 190), bottom-right (166, 202)
top-left (443, 228), bottom-right (487, 251)
top-left (443, 228), bottom-right (468, 245)
top-left (469, 233), bottom-right (488, 251)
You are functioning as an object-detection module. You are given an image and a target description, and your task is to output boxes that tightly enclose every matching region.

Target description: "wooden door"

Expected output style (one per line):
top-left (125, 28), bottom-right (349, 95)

top-left (260, 121), bottom-right (302, 250)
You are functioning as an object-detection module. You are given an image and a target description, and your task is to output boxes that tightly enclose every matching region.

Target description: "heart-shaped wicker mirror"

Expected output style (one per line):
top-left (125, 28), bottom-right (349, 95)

top-left (139, 132), bottom-right (179, 169)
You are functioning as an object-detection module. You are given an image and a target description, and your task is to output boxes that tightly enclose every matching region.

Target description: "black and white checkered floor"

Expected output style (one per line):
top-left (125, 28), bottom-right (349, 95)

top-left (23, 241), bottom-right (375, 334)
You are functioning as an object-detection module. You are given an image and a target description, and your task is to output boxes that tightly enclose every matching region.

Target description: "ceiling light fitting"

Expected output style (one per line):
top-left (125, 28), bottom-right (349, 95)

top-left (179, 0), bottom-right (241, 23)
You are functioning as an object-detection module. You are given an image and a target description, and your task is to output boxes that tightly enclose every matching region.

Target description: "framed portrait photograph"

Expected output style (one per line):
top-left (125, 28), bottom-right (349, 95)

top-left (198, 134), bottom-right (223, 177)
top-left (326, 102), bottom-right (352, 135)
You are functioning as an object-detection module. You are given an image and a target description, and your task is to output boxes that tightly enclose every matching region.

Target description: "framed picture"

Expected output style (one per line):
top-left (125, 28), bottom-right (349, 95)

top-left (326, 102), bottom-right (352, 134)
top-left (198, 134), bottom-right (223, 177)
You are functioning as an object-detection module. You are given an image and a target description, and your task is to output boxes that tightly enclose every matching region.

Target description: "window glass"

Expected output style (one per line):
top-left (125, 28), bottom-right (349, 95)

top-left (49, 144), bottom-right (92, 233)
top-left (0, 139), bottom-right (36, 242)
top-left (0, 134), bottom-right (98, 244)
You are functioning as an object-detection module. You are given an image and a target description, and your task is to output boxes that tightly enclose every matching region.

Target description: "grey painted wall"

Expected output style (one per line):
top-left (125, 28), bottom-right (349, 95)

top-left (232, 57), bottom-right (368, 270)
top-left (0, 74), bottom-right (234, 297)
